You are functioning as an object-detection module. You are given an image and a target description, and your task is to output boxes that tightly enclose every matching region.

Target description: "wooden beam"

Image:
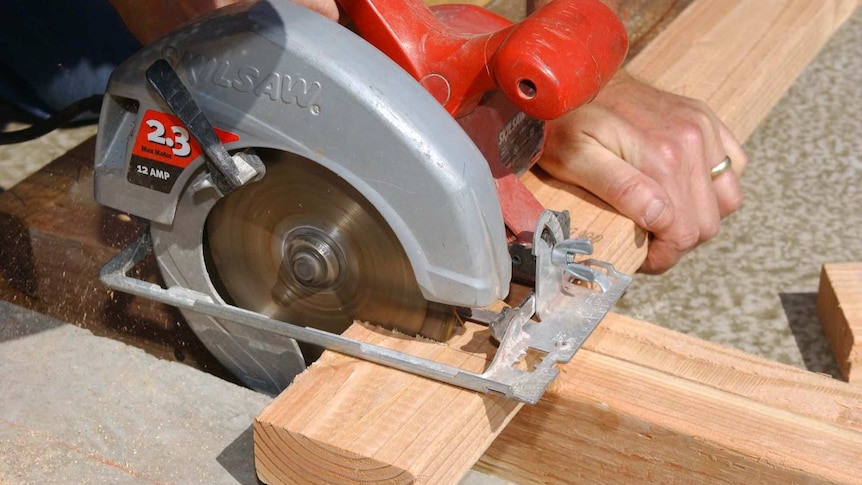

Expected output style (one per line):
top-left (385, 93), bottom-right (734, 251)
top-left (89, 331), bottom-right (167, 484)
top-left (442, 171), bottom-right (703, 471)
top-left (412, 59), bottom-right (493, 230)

top-left (257, 313), bottom-right (862, 484)
top-left (0, 143), bottom-right (234, 380)
top-left (478, 312), bottom-right (862, 484)
top-left (625, 0), bottom-right (861, 143)
top-left (255, 323), bottom-right (520, 484)
top-left (255, 0), bottom-right (860, 483)
top-left (818, 263), bottom-right (862, 385)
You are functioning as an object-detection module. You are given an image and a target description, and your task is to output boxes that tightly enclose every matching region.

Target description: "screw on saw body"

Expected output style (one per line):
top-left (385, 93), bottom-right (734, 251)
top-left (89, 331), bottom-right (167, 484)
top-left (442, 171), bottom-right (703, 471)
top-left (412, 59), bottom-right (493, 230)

top-left (550, 239), bottom-right (611, 291)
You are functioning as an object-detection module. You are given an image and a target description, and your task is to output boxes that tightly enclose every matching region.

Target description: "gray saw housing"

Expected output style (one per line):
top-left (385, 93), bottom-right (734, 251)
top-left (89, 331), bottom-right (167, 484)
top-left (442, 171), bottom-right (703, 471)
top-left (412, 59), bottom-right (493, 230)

top-left (93, 1), bottom-right (512, 393)
top-left (95, 1), bottom-right (511, 307)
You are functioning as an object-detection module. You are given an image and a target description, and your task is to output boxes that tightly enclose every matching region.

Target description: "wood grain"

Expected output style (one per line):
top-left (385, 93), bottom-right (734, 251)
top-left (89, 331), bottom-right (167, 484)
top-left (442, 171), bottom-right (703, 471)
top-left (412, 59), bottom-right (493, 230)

top-left (255, 323), bottom-right (520, 484)
top-left (626, 0), bottom-right (861, 143)
top-left (818, 263), bottom-right (862, 385)
top-left (0, 0), bottom-right (853, 483)
top-left (477, 312), bottom-right (862, 484)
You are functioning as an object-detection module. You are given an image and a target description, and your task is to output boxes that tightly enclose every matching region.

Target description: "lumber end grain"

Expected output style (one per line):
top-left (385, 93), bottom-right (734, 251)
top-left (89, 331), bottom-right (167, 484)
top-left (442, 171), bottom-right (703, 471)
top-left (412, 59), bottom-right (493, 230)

top-left (254, 419), bottom-right (414, 485)
top-left (253, 322), bottom-right (522, 485)
top-left (818, 263), bottom-right (862, 385)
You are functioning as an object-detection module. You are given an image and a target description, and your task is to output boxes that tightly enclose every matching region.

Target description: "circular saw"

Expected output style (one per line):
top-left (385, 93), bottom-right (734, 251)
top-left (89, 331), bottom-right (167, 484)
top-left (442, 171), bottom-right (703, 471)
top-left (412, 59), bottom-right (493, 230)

top-left (94, 0), bottom-right (632, 403)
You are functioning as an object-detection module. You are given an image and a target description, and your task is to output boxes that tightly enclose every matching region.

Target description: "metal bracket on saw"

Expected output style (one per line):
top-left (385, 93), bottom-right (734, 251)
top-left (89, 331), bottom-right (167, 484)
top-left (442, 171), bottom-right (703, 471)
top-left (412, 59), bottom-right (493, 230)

top-left (145, 59), bottom-right (265, 195)
top-left (100, 210), bottom-right (630, 404)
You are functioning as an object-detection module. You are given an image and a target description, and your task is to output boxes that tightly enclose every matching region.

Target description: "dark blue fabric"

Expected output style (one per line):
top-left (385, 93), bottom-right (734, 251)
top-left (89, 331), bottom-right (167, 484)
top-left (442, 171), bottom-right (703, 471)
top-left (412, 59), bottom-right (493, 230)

top-left (0, 0), bottom-right (140, 119)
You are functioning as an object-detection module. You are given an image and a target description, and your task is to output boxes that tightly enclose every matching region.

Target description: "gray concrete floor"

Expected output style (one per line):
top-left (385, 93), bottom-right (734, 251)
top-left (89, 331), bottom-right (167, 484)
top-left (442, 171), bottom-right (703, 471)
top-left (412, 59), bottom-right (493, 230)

top-left (1, 7), bottom-right (860, 485)
top-left (0, 302), bottom-right (268, 484)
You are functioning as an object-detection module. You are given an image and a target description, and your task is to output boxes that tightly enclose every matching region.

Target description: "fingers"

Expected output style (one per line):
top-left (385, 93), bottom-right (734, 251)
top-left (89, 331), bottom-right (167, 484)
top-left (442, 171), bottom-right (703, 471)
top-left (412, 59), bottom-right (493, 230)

top-left (292, 0), bottom-right (341, 20)
top-left (711, 122), bottom-right (745, 218)
top-left (711, 162), bottom-right (743, 218)
top-left (541, 75), bottom-right (747, 274)
top-left (542, 117), bottom-right (731, 274)
top-left (540, 138), bottom-right (675, 233)
top-left (638, 102), bottom-right (743, 272)
top-left (718, 123), bottom-right (748, 175)
top-left (640, 145), bottom-right (717, 274)
top-left (541, 139), bottom-right (700, 274)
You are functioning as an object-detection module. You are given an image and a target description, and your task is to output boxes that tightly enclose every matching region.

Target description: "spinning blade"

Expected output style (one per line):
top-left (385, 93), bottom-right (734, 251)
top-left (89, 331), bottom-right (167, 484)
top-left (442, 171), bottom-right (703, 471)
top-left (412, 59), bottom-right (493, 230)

top-left (205, 151), bottom-right (455, 358)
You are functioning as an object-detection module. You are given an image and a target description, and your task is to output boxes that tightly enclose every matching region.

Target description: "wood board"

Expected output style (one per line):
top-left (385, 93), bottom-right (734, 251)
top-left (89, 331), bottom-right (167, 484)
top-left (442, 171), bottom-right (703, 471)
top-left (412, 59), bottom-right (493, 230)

top-left (818, 263), bottom-right (862, 385)
top-left (255, 0), bottom-right (862, 483)
top-left (0, 141), bottom-right (235, 380)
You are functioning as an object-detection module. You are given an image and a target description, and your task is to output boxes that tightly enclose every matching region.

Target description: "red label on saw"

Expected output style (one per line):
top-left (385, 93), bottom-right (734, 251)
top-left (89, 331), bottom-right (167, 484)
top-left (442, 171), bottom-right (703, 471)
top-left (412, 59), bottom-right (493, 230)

top-left (131, 110), bottom-right (240, 168)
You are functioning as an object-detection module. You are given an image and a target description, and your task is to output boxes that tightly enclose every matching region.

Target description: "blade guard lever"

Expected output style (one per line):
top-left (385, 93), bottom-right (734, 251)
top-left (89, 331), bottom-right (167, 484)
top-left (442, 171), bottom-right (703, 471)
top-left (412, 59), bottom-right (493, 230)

top-left (339, 0), bottom-right (628, 119)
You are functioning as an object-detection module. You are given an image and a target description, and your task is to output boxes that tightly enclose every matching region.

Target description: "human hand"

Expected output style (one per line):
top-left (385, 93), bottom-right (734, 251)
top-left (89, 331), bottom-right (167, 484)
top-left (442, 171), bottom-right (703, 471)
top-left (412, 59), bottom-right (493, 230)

top-left (538, 69), bottom-right (746, 274)
top-left (109, 0), bottom-right (340, 45)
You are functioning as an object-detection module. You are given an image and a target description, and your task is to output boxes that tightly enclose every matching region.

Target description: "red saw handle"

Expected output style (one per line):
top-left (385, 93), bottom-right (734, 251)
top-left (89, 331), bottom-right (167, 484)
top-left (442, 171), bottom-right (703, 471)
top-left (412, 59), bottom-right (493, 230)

top-left (338, 0), bottom-right (628, 119)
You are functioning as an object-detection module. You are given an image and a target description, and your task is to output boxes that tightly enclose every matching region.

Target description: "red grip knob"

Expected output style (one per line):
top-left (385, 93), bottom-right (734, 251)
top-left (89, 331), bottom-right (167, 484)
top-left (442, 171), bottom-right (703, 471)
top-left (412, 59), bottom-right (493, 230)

top-left (492, 0), bottom-right (628, 120)
top-left (339, 0), bottom-right (628, 120)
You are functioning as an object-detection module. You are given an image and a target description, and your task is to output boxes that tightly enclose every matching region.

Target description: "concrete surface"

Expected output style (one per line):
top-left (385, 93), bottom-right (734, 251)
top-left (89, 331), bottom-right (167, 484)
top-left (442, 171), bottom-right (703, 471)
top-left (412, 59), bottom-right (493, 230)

top-left (0, 6), bottom-right (860, 485)
top-left (0, 301), bottom-right (511, 484)
top-left (0, 301), bottom-right (269, 484)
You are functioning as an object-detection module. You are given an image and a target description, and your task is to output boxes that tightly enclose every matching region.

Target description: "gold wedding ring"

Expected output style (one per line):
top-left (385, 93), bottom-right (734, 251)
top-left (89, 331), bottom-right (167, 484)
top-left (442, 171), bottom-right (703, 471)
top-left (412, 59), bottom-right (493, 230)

top-left (710, 156), bottom-right (732, 179)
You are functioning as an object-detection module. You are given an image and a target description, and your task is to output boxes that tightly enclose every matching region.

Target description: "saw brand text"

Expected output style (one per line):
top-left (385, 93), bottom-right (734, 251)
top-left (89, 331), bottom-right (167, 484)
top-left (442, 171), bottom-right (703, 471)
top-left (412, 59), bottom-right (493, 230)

top-left (181, 53), bottom-right (322, 112)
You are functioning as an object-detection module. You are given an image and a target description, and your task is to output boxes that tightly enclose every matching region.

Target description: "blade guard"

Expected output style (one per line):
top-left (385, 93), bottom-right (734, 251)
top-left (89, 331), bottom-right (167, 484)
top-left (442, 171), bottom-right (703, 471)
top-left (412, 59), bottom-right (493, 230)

top-left (94, 1), bottom-right (510, 308)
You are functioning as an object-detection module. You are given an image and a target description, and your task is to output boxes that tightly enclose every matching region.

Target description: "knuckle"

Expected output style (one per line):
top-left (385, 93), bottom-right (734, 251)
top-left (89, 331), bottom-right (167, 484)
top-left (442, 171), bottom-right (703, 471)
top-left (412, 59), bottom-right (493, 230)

top-left (643, 246), bottom-right (678, 275)
top-left (605, 174), bottom-right (646, 203)
top-left (652, 140), bottom-right (682, 170)
top-left (649, 262), bottom-right (673, 275)
top-left (674, 227), bottom-right (701, 251)
top-left (700, 218), bottom-right (720, 241)
top-left (642, 261), bottom-right (668, 275)
top-left (677, 118), bottom-right (707, 150)
top-left (726, 190), bottom-right (744, 213)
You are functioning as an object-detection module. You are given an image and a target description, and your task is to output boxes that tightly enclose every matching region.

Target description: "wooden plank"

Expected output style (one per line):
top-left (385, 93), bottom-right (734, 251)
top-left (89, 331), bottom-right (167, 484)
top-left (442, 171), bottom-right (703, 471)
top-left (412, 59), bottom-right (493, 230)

top-left (257, 313), bottom-right (862, 484)
top-left (575, 312), bottom-right (862, 431)
top-left (255, 323), bottom-right (519, 485)
top-left (256, 0), bottom-right (860, 483)
top-left (818, 263), bottom-right (862, 385)
top-left (626, 0), bottom-right (861, 143)
top-left (477, 312), bottom-right (862, 484)
top-left (0, 142), bottom-right (234, 380)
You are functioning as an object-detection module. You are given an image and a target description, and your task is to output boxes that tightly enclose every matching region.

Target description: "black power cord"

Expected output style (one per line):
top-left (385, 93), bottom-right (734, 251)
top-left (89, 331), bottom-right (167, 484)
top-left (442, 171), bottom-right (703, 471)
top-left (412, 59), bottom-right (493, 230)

top-left (0, 95), bottom-right (103, 146)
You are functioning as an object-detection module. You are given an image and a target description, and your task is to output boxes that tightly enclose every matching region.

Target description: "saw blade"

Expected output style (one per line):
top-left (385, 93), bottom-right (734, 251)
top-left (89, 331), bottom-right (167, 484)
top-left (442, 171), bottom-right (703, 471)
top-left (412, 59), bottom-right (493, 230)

top-left (205, 151), bottom-right (456, 356)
